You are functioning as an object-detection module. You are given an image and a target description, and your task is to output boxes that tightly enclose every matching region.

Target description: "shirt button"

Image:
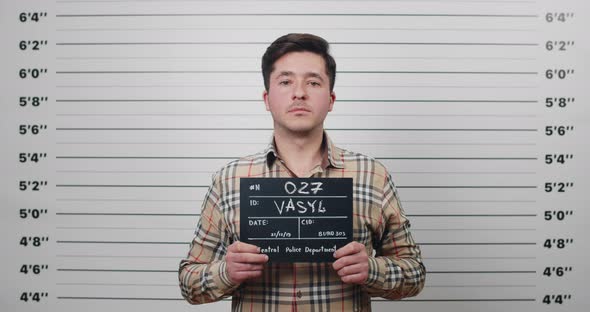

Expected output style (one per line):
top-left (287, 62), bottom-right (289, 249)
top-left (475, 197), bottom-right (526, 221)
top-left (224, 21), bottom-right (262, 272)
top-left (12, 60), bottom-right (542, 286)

top-left (296, 290), bottom-right (302, 298)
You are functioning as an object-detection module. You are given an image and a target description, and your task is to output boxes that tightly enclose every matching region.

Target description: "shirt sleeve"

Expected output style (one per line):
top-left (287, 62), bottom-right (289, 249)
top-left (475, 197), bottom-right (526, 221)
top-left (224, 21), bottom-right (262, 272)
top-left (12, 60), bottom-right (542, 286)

top-left (364, 172), bottom-right (426, 299)
top-left (178, 172), bottom-right (239, 304)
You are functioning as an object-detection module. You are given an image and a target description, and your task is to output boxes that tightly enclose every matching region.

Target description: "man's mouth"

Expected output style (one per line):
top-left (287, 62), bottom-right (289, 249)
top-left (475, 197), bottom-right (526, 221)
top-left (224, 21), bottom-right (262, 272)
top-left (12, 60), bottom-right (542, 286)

top-left (288, 107), bottom-right (311, 113)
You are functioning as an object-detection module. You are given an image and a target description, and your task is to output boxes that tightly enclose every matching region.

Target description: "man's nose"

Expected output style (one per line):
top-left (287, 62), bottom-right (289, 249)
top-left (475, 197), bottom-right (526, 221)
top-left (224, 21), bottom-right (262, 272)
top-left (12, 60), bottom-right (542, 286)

top-left (292, 82), bottom-right (307, 100)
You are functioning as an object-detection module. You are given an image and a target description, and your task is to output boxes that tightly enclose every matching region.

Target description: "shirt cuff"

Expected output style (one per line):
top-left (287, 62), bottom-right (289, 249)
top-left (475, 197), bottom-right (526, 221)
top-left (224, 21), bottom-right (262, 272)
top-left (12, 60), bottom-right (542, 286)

top-left (217, 260), bottom-right (240, 291)
top-left (364, 256), bottom-right (401, 290)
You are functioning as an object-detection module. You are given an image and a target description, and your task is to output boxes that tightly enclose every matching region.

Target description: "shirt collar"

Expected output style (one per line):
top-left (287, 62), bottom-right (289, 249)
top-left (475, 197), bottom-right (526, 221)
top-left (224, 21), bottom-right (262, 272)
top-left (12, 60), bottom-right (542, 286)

top-left (265, 131), bottom-right (345, 170)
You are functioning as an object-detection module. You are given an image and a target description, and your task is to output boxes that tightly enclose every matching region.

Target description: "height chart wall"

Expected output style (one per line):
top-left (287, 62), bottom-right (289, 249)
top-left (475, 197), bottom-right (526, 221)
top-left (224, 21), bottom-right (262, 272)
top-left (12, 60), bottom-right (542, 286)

top-left (1, 0), bottom-right (588, 311)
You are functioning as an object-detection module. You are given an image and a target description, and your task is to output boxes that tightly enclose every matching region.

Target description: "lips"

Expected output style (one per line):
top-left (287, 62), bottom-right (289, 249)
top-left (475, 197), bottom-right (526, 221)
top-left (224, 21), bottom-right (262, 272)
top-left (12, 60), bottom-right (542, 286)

top-left (288, 105), bottom-right (312, 113)
top-left (289, 108), bottom-right (311, 113)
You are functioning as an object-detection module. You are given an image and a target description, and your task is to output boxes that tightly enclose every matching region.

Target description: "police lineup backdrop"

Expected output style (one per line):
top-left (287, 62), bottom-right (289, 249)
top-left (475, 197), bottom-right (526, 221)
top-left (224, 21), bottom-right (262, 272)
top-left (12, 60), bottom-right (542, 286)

top-left (0, 0), bottom-right (588, 311)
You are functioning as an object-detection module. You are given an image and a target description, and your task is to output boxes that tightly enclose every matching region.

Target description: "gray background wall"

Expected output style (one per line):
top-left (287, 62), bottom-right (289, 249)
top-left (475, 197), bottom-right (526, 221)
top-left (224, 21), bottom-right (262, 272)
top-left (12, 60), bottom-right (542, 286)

top-left (1, 0), bottom-right (587, 311)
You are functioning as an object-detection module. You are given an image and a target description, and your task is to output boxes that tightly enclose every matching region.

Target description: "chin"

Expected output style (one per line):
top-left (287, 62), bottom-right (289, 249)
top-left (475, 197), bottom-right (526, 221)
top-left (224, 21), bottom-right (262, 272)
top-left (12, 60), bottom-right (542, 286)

top-left (282, 123), bottom-right (317, 135)
top-left (275, 118), bottom-right (323, 135)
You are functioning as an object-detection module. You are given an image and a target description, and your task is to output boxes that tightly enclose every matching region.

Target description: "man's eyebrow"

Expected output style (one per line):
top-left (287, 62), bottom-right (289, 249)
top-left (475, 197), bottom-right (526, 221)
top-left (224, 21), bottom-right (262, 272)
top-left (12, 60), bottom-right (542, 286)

top-left (275, 71), bottom-right (294, 78)
top-left (274, 71), bottom-right (325, 81)
top-left (305, 72), bottom-right (325, 81)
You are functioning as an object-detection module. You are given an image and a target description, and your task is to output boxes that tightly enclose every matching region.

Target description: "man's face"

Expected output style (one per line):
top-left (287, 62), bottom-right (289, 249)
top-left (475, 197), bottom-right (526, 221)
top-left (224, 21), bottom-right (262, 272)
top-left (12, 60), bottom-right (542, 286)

top-left (263, 51), bottom-right (335, 135)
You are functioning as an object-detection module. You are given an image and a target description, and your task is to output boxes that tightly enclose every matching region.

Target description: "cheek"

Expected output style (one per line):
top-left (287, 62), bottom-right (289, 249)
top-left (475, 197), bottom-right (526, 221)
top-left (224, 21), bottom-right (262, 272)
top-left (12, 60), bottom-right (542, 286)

top-left (267, 90), bottom-right (289, 107)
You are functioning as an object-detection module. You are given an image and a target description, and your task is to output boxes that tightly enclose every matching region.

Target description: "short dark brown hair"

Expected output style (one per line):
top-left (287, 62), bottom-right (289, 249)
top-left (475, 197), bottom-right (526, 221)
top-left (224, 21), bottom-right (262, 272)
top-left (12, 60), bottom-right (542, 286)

top-left (261, 33), bottom-right (336, 91)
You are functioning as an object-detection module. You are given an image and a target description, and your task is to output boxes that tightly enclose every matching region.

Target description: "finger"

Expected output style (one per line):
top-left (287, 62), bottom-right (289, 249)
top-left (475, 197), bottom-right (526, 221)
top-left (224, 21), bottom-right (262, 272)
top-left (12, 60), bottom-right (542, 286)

top-left (335, 262), bottom-right (368, 277)
top-left (228, 242), bottom-right (261, 253)
top-left (340, 272), bottom-right (368, 285)
top-left (332, 251), bottom-right (368, 271)
top-left (333, 242), bottom-right (362, 259)
top-left (229, 252), bottom-right (269, 264)
top-left (332, 255), bottom-right (352, 271)
top-left (231, 263), bottom-right (266, 272)
top-left (233, 270), bottom-right (264, 281)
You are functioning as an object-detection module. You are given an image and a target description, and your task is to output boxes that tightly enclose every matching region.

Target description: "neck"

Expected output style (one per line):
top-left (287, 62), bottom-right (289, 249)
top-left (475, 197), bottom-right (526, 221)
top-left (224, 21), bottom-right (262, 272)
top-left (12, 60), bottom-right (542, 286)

top-left (273, 126), bottom-right (325, 177)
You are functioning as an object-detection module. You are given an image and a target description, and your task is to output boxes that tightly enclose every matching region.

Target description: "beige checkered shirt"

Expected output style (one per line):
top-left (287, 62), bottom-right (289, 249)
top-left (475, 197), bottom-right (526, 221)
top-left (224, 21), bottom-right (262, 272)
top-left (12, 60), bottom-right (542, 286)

top-left (179, 132), bottom-right (425, 311)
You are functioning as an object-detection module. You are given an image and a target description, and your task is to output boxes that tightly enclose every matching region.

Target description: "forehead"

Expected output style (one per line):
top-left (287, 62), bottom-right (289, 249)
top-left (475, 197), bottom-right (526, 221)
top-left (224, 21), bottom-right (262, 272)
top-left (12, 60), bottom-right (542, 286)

top-left (271, 51), bottom-right (327, 77)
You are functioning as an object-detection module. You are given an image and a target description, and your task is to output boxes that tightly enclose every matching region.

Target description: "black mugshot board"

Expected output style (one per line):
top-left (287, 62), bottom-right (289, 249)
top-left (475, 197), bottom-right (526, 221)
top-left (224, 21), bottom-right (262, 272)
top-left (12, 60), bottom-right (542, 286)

top-left (240, 178), bottom-right (353, 262)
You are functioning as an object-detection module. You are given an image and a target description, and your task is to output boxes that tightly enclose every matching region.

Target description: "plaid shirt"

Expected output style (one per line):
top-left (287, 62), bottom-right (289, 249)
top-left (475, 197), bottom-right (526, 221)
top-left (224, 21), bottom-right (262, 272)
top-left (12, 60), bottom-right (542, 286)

top-left (179, 132), bottom-right (426, 311)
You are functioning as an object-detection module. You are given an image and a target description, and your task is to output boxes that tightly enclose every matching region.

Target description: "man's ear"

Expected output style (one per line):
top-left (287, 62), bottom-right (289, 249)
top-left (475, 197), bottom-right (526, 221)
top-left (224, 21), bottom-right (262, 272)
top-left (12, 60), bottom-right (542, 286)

top-left (328, 91), bottom-right (336, 112)
top-left (263, 89), bottom-right (270, 111)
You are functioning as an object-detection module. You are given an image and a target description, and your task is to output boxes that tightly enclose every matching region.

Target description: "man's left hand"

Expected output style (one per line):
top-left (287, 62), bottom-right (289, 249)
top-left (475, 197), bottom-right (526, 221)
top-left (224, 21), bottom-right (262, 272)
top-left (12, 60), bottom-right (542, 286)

top-left (332, 242), bottom-right (369, 284)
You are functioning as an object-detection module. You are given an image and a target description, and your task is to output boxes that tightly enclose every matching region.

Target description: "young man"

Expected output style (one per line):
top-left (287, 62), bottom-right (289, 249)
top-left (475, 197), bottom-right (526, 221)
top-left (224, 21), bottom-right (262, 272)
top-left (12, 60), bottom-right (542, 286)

top-left (179, 33), bottom-right (426, 311)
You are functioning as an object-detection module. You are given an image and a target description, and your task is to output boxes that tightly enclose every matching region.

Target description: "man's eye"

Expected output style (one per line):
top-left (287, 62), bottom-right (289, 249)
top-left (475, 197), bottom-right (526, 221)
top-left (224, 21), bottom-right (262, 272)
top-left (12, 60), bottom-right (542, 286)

top-left (309, 81), bottom-right (320, 86)
top-left (279, 80), bottom-right (291, 85)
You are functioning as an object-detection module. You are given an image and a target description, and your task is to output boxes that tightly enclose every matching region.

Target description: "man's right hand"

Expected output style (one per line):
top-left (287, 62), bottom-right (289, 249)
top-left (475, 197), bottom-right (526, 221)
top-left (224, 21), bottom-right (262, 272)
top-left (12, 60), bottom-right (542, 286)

top-left (226, 241), bottom-right (269, 285)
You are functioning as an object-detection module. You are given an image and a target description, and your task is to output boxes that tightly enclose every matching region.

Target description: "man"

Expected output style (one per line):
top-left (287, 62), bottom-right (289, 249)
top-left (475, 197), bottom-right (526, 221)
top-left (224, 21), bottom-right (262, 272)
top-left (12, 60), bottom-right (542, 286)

top-left (179, 33), bottom-right (425, 311)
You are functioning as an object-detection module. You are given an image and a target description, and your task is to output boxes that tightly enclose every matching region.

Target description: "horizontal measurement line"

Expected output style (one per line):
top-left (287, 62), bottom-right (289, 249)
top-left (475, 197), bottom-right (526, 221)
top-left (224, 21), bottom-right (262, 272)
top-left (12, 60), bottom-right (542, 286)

top-left (56, 42), bottom-right (537, 46)
top-left (56, 226), bottom-right (193, 230)
top-left (54, 84), bottom-right (538, 89)
top-left (53, 0), bottom-right (537, 2)
top-left (58, 269), bottom-right (176, 272)
top-left (55, 99), bottom-right (537, 103)
top-left (420, 242), bottom-right (536, 245)
top-left (56, 184), bottom-right (209, 188)
top-left (54, 170), bottom-right (535, 174)
top-left (55, 27), bottom-right (537, 33)
top-left (56, 85), bottom-right (539, 90)
top-left (57, 99), bottom-right (262, 102)
top-left (56, 255), bottom-right (180, 259)
top-left (428, 271), bottom-right (535, 274)
top-left (56, 241), bottom-right (188, 244)
top-left (55, 70), bottom-right (538, 75)
top-left (54, 142), bottom-right (537, 147)
top-left (55, 56), bottom-right (538, 61)
top-left (394, 171), bottom-right (536, 174)
top-left (398, 186), bottom-right (536, 188)
top-left (54, 184), bottom-right (535, 189)
top-left (57, 297), bottom-right (183, 301)
top-left (424, 256), bottom-right (536, 260)
top-left (56, 198), bottom-right (199, 202)
top-left (56, 142), bottom-right (260, 145)
top-left (405, 200), bottom-right (536, 202)
top-left (56, 282), bottom-right (177, 287)
top-left (56, 170), bottom-right (216, 173)
top-left (54, 156), bottom-right (538, 160)
top-left (55, 213), bottom-right (537, 218)
top-left (56, 269), bottom-right (535, 274)
top-left (55, 127), bottom-right (537, 131)
top-left (56, 156), bottom-right (236, 159)
top-left (378, 157), bottom-right (537, 160)
top-left (38, 255), bottom-right (508, 261)
top-left (54, 113), bottom-right (537, 118)
top-left (408, 214), bottom-right (536, 217)
top-left (56, 213), bottom-right (199, 216)
top-left (56, 297), bottom-right (535, 302)
top-left (426, 285), bottom-right (536, 288)
top-left (54, 127), bottom-right (267, 130)
top-left (55, 241), bottom-right (535, 245)
top-left (382, 299), bottom-right (536, 302)
top-left (414, 228), bottom-right (536, 231)
top-left (55, 13), bottom-right (539, 18)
